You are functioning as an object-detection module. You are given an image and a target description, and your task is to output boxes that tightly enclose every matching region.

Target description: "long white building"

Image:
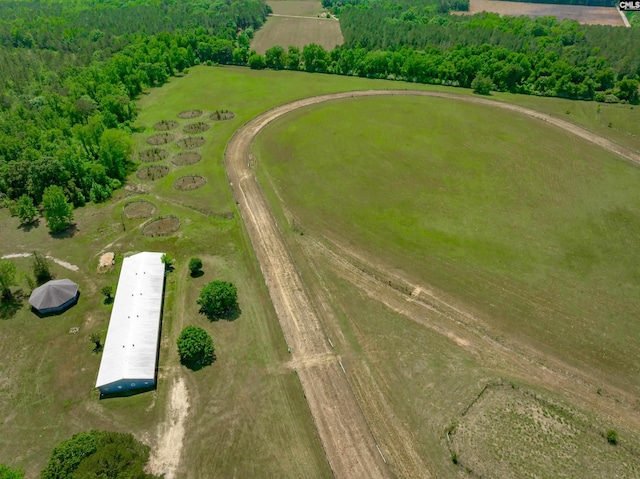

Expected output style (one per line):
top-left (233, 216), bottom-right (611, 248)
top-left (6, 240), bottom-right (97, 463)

top-left (96, 252), bottom-right (165, 395)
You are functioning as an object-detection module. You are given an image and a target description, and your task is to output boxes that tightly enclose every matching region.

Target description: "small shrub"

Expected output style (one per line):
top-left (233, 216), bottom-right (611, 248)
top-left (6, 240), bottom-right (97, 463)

top-left (188, 257), bottom-right (203, 277)
top-left (451, 451), bottom-right (458, 464)
top-left (606, 429), bottom-right (618, 445)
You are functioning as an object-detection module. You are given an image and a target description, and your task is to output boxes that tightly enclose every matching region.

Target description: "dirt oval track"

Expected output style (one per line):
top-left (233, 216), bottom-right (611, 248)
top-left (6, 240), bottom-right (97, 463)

top-left (224, 90), bottom-right (640, 478)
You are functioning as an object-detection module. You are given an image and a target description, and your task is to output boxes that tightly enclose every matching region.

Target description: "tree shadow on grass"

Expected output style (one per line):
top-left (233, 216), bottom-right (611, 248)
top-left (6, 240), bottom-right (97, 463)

top-left (182, 353), bottom-right (216, 372)
top-left (50, 223), bottom-right (78, 239)
top-left (190, 270), bottom-right (204, 279)
top-left (103, 297), bottom-right (114, 305)
top-left (207, 304), bottom-right (241, 322)
top-left (0, 290), bottom-right (25, 319)
top-left (18, 219), bottom-right (40, 233)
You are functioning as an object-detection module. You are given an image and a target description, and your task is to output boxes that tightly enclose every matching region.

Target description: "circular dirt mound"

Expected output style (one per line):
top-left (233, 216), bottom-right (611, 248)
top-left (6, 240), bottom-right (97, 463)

top-left (139, 147), bottom-right (168, 163)
top-left (210, 110), bottom-right (235, 121)
top-left (173, 175), bottom-right (207, 191)
top-left (177, 109), bottom-right (203, 119)
top-left (143, 215), bottom-right (181, 237)
top-left (177, 137), bottom-right (205, 149)
top-left (147, 133), bottom-right (174, 145)
top-left (153, 120), bottom-right (179, 131)
top-left (172, 152), bottom-right (202, 166)
top-left (137, 165), bottom-right (169, 181)
top-left (183, 122), bottom-right (211, 134)
top-left (123, 200), bottom-right (157, 219)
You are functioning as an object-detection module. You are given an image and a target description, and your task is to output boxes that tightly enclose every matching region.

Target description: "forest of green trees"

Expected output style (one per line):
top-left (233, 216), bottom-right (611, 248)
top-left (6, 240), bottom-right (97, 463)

top-left (0, 0), bottom-right (638, 230)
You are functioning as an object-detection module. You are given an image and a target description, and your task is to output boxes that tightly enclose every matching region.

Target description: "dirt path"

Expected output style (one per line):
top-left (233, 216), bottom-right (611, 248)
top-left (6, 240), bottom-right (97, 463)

top-left (147, 376), bottom-right (190, 479)
top-left (225, 90), bottom-right (640, 479)
top-left (2, 252), bottom-right (80, 272)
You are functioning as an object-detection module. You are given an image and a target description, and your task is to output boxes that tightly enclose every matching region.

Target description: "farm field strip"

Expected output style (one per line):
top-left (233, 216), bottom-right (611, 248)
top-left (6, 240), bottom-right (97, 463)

top-left (226, 89), bottom-right (640, 477)
top-left (460, 0), bottom-right (624, 26)
top-left (251, 16), bottom-right (343, 54)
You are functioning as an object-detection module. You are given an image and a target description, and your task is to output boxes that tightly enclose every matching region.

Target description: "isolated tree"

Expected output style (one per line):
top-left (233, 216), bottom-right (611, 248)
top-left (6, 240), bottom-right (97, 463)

top-left (101, 285), bottom-right (113, 304)
top-left (13, 194), bottom-right (38, 225)
top-left (471, 73), bottom-right (494, 95)
top-left (42, 185), bottom-right (73, 233)
top-left (89, 332), bottom-right (103, 353)
top-left (0, 259), bottom-right (16, 300)
top-left (188, 257), bottom-right (203, 276)
top-left (177, 326), bottom-right (215, 366)
top-left (197, 280), bottom-right (238, 320)
top-left (32, 251), bottom-right (52, 285)
top-left (161, 253), bottom-right (174, 272)
top-left (607, 429), bottom-right (618, 445)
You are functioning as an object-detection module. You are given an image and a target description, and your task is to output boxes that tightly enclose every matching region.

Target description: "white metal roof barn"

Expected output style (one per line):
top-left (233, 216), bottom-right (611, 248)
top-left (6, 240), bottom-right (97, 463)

top-left (96, 252), bottom-right (165, 396)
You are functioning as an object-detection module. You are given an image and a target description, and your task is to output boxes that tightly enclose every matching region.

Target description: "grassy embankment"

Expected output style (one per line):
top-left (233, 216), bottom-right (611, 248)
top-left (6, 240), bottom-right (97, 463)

top-left (1, 65), bottom-right (639, 477)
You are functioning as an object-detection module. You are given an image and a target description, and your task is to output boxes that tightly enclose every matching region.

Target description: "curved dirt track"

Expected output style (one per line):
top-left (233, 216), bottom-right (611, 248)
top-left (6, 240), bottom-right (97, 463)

top-left (225, 90), bottom-right (640, 479)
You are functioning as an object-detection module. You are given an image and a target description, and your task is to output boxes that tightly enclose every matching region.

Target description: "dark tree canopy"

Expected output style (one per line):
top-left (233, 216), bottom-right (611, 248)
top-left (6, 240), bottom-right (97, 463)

top-left (188, 258), bottom-right (203, 276)
top-left (177, 326), bottom-right (215, 366)
top-left (197, 280), bottom-right (238, 320)
top-left (41, 430), bottom-right (159, 479)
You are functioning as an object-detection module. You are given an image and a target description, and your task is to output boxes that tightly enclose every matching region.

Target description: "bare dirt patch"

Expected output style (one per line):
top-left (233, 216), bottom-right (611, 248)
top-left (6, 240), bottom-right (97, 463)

top-left (123, 200), bottom-right (157, 219)
top-left (171, 152), bottom-right (202, 166)
top-left (173, 175), bottom-right (207, 191)
top-left (153, 120), bottom-right (179, 131)
top-left (142, 215), bottom-right (181, 237)
top-left (177, 109), bottom-right (203, 119)
top-left (137, 165), bottom-right (169, 181)
top-left (139, 147), bottom-right (168, 163)
top-left (147, 133), bottom-right (175, 146)
top-left (147, 376), bottom-right (190, 479)
top-left (460, 0), bottom-right (624, 26)
top-left (183, 121), bottom-right (210, 134)
top-left (210, 110), bottom-right (236, 121)
top-left (177, 137), bottom-right (205, 149)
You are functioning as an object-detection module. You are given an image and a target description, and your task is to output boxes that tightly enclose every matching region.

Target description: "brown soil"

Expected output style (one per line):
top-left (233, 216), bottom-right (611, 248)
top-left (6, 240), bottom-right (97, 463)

top-left (171, 152), bottom-right (202, 166)
top-left (139, 147), bottom-right (168, 163)
top-left (123, 200), bottom-right (157, 219)
top-left (153, 120), bottom-right (179, 131)
top-left (224, 90), bottom-right (640, 479)
top-left (176, 137), bottom-right (205, 149)
top-left (173, 175), bottom-right (207, 191)
top-left (142, 215), bottom-right (180, 237)
top-left (177, 109), bottom-right (203, 119)
top-left (183, 122), bottom-right (211, 134)
top-left (137, 165), bottom-right (169, 181)
top-left (210, 110), bottom-right (235, 121)
top-left (147, 133), bottom-right (175, 146)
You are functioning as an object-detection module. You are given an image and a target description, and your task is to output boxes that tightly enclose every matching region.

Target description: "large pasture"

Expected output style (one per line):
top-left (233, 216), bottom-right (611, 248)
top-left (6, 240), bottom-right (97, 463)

top-left (2, 65), bottom-right (640, 478)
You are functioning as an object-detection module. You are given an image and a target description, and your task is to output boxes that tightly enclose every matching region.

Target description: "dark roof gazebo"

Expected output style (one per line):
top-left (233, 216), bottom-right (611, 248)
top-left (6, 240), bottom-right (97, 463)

top-left (29, 279), bottom-right (79, 315)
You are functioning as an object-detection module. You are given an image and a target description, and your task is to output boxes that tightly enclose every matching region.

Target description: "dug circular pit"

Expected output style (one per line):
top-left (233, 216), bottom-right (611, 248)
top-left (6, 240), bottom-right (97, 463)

top-left (153, 120), bottom-right (179, 131)
top-left (142, 215), bottom-right (181, 237)
top-left (173, 175), bottom-right (207, 191)
top-left (177, 109), bottom-right (203, 119)
top-left (123, 200), bottom-right (157, 219)
top-left (172, 152), bottom-right (202, 166)
top-left (147, 133), bottom-right (174, 145)
top-left (210, 110), bottom-right (235, 121)
top-left (139, 147), bottom-right (168, 162)
top-left (177, 137), bottom-right (205, 149)
top-left (183, 122), bottom-right (211, 134)
top-left (137, 165), bottom-right (169, 181)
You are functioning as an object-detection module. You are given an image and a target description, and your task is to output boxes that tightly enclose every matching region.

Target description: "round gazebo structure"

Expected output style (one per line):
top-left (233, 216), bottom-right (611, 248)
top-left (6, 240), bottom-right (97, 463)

top-left (29, 279), bottom-right (79, 315)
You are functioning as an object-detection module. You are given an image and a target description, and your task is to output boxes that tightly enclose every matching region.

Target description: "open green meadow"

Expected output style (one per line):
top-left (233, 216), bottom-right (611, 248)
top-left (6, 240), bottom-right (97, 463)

top-left (2, 65), bottom-right (640, 477)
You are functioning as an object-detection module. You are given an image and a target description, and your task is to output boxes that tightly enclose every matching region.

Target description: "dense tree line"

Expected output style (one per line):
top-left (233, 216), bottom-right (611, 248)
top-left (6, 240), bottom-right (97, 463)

top-left (0, 0), bottom-right (269, 226)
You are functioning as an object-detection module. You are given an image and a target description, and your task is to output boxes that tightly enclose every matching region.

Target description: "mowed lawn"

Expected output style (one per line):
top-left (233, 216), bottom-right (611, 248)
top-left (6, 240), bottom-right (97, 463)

top-left (252, 17), bottom-right (342, 54)
top-left (253, 95), bottom-right (640, 395)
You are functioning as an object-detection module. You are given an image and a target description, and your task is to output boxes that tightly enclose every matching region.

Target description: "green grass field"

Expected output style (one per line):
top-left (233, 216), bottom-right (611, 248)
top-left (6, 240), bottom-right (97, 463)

top-left (253, 95), bottom-right (640, 394)
top-left (2, 65), bottom-right (640, 478)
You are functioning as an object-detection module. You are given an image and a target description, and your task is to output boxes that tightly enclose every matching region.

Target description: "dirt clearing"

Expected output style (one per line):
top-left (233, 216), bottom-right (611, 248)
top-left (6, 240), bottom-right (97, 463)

top-left (251, 16), bottom-right (343, 54)
top-left (268, 0), bottom-right (325, 16)
top-left (459, 0), bottom-right (624, 26)
top-left (147, 376), bottom-right (190, 479)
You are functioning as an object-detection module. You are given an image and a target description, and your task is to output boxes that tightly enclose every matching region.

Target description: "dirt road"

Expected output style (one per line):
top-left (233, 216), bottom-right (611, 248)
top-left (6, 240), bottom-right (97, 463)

top-left (225, 90), bottom-right (640, 478)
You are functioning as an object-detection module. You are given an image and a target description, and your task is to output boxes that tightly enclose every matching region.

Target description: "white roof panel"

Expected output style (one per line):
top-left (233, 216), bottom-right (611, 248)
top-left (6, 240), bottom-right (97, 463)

top-left (96, 252), bottom-right (165, 388)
